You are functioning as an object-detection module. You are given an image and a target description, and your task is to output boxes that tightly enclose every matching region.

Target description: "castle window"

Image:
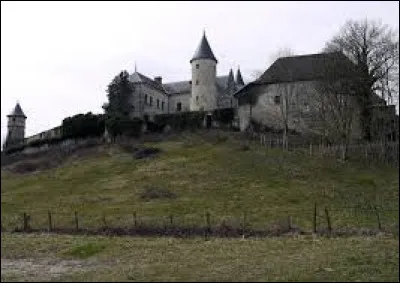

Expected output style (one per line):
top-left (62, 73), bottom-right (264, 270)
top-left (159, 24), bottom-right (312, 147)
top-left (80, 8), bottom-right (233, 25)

top-left (150, 96), bottom-right (153, 106)
top-left (145, 94), bottom-right (148, 104)
top-left (157, 99), bottom-right (160, 109)
top-left (304, 102), bottom-right (310, 112)
top-left (12, 118), bottom-right (15, 122)
top-left (176, 102), bottom-right (182, 112)
top-left (196, 96), bottom-right (199, 101)
top-left (162, 101), bottom-right (165, 110)
top-left (274, 95), bottom-right (281, 105)
top-left (196, 64), bottom-right (200, 69)
top-left (196, 80), bottom-right (199, 85)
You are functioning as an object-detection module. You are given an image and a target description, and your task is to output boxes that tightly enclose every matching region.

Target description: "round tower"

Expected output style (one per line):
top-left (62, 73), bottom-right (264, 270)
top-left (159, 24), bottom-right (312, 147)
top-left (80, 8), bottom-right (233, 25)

top-left (190, 31), bottom-right (218, 111)
top-left (5, 102), bottom-right (26, 147)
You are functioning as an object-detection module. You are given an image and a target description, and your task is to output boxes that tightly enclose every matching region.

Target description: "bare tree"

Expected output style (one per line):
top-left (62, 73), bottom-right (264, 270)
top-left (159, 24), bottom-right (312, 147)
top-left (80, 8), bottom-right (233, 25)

top-left (324, 19), bottom-right (399, 141)
top-left (273, 48), bottom-right (296, 150)
top-left (251, 47), bottom-right (296, 81)
top-left (275, 82), bottom-right (297, 150)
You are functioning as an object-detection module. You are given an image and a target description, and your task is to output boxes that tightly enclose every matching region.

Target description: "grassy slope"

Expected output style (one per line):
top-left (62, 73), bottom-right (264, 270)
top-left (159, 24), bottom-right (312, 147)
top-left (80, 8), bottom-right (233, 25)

top-left (1, 132), bottom-right (399, 231)
top-left (1, 233), bottom-right (398, 282)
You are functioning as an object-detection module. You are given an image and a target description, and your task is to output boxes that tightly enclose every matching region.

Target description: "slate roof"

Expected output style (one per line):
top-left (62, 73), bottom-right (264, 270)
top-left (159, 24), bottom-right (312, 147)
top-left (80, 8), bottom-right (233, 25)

top-left (129, 70), bottom-right (232, 96)
top-left (7, 103), bottom-right (26, 118)
top-left (128, 72), bottom-right (165, 92)
top-left (162, 76), bottom-right (230, 95)
top-left (234, 52), bottom-right (356, 98)
top-left (257, 52), bottom-right (356, 84)
top-left (190, 32), bottom-right (218, 63)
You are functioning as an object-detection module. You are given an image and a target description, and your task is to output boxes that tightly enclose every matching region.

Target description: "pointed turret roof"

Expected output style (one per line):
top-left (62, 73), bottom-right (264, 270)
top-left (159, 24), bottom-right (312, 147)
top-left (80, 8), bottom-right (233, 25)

top-left (190, 31), bottom-right (218, 63)
top-left (7, 102), bottom-right (26, 118)
top-left (228, 69), bottom-right (234, 82)
top-left (236, 67), bottom-right (244, 85)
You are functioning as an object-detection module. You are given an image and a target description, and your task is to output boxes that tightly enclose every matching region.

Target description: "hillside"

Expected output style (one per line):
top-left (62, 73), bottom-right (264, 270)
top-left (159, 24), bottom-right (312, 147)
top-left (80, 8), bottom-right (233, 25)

top-left (1, 131), bottom-right (399, 233)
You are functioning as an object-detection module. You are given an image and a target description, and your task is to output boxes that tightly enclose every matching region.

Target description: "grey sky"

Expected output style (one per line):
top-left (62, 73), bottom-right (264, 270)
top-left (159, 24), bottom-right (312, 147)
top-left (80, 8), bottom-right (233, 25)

top-left (1, 1), bottom-right (399, 144)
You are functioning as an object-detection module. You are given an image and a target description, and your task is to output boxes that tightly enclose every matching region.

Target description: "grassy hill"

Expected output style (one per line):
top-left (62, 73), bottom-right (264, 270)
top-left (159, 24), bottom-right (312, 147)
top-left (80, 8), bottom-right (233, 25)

top-left (1, 131), bottom-right (399, 232)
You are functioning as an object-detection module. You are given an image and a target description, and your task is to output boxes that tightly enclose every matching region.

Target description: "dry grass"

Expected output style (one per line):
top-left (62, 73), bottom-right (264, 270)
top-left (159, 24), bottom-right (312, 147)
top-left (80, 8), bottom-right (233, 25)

top-left (1, 232), bottom-right (398, 282)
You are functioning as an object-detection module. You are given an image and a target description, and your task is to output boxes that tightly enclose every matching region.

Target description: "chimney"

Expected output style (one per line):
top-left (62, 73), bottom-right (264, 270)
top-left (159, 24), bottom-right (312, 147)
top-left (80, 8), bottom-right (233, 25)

top-left (154, 76), bottom-right (162, 84)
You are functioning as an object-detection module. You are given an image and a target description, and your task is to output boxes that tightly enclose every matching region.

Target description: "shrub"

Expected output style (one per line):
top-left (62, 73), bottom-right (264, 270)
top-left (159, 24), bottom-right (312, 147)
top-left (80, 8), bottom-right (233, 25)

top-left (134, 147), bottom-right (161, 159)
top-left (62, 112), bottom-right (105, 139)
top-left (106, 117), bottom-right (143, 138)
top-left (140, 187), bottom-right (177, 201)
top-left (213, 108), bottom-right (234, 124)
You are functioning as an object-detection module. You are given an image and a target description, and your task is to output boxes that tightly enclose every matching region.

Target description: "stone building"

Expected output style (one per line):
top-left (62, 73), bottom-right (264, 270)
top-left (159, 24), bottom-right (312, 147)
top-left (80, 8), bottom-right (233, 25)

top-left (127, 31), bottom-right (244, 120)
top-left (234, 52), bottom-right (398, 142)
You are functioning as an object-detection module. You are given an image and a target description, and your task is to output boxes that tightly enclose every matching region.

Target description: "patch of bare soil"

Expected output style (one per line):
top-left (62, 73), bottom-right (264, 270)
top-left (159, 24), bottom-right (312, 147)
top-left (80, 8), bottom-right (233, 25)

top-left (1, 258), bottom-right (98, 281)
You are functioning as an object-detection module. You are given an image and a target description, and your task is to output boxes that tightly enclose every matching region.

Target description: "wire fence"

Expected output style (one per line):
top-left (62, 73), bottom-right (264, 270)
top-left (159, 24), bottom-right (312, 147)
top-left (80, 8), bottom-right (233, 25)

top-left (2, 204), bottom-right (398, 238)
top-left (248, 132), bottom-right (399, 167)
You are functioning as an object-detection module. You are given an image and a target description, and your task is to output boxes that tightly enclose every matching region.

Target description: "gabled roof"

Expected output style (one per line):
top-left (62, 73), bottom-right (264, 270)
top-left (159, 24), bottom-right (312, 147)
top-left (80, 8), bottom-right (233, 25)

top-left (163, 75), bottom-right (230, 95)
top-left (257, 52), bottom-right (355, 84)
top-left (128, 71), bottom-right (166, 92)
top-left (7, 103), bottom-right (26, 118)
top-left (190, 32), bottom-right (218, 63)
top-left (163, 80), bottom-right (191, 95)
top-left (234, 52), bottom-right (357, 98)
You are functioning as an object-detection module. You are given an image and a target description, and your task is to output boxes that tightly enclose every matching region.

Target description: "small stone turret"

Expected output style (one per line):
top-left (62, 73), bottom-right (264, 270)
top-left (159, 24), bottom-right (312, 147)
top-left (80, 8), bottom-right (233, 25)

top-left (5, 102), bottom-right (27, 147)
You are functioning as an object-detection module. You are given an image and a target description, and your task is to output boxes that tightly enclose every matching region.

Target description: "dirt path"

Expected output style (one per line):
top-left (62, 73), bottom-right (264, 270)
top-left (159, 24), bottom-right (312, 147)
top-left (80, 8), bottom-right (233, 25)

top-left (1, 258), bottom-right (98, 281)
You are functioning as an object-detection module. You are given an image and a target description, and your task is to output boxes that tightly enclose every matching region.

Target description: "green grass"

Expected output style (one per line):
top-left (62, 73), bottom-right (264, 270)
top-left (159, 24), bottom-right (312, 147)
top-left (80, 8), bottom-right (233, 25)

top-left (1, 131), bottom-right (399, 232)
top-left (1, 232), bottom-right (398, 282)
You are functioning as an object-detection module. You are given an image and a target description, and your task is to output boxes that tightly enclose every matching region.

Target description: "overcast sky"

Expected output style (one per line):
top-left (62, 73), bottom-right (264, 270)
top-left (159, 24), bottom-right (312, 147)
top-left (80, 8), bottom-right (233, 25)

top-left (1, 1), bottom-right (399, 144)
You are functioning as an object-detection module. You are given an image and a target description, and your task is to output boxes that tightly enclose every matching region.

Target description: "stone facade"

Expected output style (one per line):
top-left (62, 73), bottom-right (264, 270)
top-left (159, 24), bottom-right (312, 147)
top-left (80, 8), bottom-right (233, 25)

top-left (237, 81), bottom-right (363, 141)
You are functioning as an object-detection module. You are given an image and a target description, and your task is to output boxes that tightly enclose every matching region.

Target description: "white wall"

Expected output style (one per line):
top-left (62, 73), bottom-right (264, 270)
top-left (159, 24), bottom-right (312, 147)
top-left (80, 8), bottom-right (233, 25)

top-left (168, 93), bottom-right (191, 113)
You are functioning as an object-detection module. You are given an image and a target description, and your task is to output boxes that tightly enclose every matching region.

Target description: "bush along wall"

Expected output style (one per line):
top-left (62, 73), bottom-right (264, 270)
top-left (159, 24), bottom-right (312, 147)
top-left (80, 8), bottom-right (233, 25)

top-left (105, 117), bottom-right (144, 138)
top-left (62, 112), bottom-right (105, 139)
top-left (151, 108), bottom-right (235, 132)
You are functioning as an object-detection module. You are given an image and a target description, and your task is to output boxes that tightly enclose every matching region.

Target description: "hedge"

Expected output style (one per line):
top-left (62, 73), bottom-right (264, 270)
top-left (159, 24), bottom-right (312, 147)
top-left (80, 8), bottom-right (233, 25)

top-left (62, 112), bottom-right (105, 139)
top-left (151, 108), bottom-right (235, 132)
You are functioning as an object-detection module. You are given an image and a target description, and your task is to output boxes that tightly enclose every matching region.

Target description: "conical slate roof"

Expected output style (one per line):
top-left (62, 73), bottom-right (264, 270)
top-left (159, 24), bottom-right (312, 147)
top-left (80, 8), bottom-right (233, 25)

top-left (7, 103), bottom-right (26, 118)
top-left (236, 68), bottom-right (244, 85)
top-left (228, 69), bottom-right (234, 82)
top-left (190, 32), bottom-right (218, 63)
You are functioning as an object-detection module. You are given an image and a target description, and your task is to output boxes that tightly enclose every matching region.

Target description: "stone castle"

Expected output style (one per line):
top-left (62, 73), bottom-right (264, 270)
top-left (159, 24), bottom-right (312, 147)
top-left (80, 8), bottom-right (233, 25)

top-left (5, 31), bottom-right (398, 148)
top-left (5, 32), bottom-right (243, 147)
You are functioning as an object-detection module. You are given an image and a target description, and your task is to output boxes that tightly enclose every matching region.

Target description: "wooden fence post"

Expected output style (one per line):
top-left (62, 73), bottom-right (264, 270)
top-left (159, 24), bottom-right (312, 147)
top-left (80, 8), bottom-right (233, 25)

top-left (48, 210), bottom-right (52, 232)
top-left (205, 211), bottom-right (211, 240)
top-left (133, 211), bottom-right (137, 228)
top-left (325, 207), bottom-right (332, 234)
top-left (74, 211), bottom-right (79, 231)
top-left (23, 212), bottom-right (28, 231)
top-left (288, 215), bottom-right (292, 231)
top-left (102, 215), bottom-right (107, 229)
top-left (374, 206), bottom-right (382, 230)
top-left (309, 143), bottom-right (313, 156)
top-left (313, 203), bottom-right (317, 233)
top-left (242, 211), bottom-right (247, 238)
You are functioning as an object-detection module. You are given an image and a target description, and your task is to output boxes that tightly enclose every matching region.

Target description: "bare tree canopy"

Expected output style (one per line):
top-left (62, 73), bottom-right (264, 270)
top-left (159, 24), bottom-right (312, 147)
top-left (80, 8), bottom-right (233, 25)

top-left (251, 47), bottom-right (296, 81)
top-left (324, 19), bottom-right (399, 140)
